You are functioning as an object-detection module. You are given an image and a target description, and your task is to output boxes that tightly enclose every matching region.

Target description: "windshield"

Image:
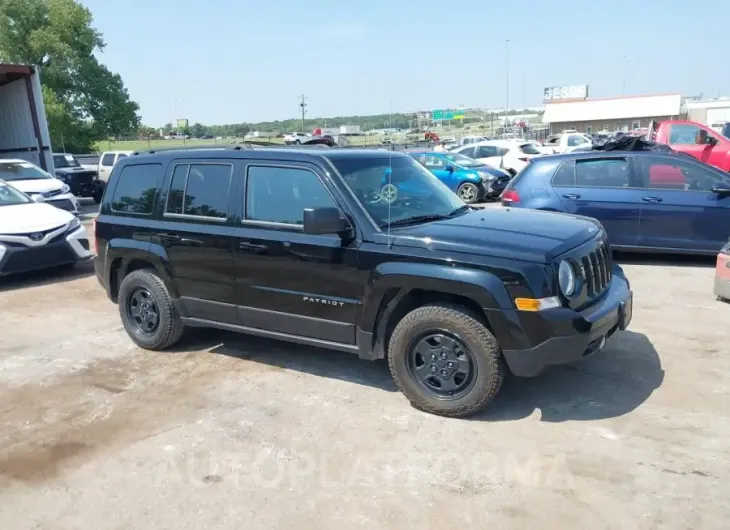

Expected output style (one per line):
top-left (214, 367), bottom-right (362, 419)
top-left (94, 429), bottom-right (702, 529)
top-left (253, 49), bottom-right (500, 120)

top-left (444, 153), bottom-right (482, 167)
top-left (53, 154), bottom-right (81, 168)
top-left (0, 161), bottom-right (52, 181)
top-left (330, 155), bottom-right (464, 227)
top-left (722, 123), bottom-right (730, 140)
top-left (0, 181), bottom-right (31, 206)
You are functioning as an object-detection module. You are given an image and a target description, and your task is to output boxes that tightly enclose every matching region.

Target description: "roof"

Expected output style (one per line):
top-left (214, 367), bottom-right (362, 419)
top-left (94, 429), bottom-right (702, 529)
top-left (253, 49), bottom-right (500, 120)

top-left (126, 146), bottom-right (409, 165)
top-left (542, 93), bottom-right (683, 123)
top-left (0, 63), bottom-right (33, 87)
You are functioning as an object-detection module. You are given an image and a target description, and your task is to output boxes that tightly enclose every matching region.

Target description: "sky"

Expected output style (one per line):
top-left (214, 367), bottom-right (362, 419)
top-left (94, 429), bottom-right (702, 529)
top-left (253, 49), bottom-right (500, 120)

top-left (82, 0), bottom-right (730, 126)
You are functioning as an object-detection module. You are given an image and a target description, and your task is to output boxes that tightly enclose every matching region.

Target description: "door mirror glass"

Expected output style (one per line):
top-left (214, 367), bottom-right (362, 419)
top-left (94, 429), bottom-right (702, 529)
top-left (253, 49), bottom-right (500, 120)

top-left (303, 207), bottom-right (348, 235)
top-left (444, 164), bottom-right (455, 173)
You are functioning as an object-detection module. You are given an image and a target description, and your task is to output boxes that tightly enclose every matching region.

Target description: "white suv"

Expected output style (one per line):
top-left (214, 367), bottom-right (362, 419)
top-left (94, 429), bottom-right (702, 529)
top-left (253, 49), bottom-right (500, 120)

top-left (283, 132), bottom-right (310, 145)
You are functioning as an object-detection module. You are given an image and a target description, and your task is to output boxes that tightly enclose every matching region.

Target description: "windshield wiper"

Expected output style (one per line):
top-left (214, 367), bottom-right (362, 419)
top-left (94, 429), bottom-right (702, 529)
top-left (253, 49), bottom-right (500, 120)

top-left (381, 214), bottom-right (450, 228)
top-left (446, 204), bottom-right (473, 217)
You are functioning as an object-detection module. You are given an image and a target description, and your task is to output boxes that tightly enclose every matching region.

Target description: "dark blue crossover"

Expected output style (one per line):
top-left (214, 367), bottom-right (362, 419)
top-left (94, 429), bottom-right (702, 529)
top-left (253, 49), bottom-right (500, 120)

top-left (502, 151), bottom-right (730, 255)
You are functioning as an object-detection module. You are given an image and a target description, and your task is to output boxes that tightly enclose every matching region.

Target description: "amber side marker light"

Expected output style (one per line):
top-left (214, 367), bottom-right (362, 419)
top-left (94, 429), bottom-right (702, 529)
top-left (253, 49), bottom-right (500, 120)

top-left (514, 297), bottom-right (561, 311)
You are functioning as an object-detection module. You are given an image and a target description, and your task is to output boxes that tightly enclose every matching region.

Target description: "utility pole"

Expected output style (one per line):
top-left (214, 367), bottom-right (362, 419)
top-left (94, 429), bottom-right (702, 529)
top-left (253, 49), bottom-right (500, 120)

top-left (298, 94), bottom-right (308, 133)
top-left (505, 39), bottom-right (510, 131)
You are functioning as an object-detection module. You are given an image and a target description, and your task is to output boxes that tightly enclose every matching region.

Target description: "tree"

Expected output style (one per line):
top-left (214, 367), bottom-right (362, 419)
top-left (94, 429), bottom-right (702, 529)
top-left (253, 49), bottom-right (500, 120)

top-left (0, 0), bottom-right (140, 151)
top-left (190, 122), bottom-right (205, 138)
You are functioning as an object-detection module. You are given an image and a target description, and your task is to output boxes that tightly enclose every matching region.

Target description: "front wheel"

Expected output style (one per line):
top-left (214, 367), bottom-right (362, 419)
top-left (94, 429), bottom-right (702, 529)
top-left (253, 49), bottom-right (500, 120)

top-left (387, 303), bottom-right (505, 418)
top-left (294, 139), bottom-right (301, 145)
top-left (457, 182), bottom-right (480, 204)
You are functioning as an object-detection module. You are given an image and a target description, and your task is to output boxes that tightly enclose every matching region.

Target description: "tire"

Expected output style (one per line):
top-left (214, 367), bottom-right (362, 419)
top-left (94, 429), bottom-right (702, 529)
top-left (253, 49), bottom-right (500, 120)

top-left (294, 139), bottom-right (301, 145)
top-left (92, 187), bottom-right (103, 203)
top-left (387, 303), bottom-right (505, 418)
top-left (118, 269), bottom-right (184, 350)
top-left (457, 182), bottom-right (480, 204)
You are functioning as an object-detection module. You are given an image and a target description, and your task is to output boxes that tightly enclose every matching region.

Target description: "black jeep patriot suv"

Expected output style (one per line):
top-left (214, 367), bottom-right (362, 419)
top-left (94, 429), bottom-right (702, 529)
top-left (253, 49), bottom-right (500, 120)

top-left (94, 146), bottom-right (633, 417)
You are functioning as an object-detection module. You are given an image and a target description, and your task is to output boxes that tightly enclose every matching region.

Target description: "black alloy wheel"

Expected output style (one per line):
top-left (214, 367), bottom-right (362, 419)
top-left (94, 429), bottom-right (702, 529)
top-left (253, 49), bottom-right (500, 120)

top-left (127, 287), bottom-right (160, 335)
top-left (407, 332), bottom-right (475, 399)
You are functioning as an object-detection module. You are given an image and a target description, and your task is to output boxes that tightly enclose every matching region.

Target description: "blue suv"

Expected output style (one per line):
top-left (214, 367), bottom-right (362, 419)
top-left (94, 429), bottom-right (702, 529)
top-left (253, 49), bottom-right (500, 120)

top-left (408, 151), bottom-right (511, 203)
top-left (502, 151), bottom-right (730, 255)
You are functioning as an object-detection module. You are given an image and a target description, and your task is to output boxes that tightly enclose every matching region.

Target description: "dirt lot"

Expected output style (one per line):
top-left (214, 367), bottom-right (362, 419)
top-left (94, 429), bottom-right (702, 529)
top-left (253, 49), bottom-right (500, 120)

top-left (1, 247), bottom-right (729, 528)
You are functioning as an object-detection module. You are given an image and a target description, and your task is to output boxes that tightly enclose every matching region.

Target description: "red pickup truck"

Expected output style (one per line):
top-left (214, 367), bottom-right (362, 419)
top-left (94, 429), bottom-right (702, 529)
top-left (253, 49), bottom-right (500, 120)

top-left (649, 119), bottom-right (730, 172)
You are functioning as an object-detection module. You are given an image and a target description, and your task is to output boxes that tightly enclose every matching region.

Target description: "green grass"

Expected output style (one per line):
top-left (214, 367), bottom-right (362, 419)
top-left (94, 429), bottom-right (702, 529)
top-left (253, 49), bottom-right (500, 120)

top-left (92, 125), bottom-right (503, 153)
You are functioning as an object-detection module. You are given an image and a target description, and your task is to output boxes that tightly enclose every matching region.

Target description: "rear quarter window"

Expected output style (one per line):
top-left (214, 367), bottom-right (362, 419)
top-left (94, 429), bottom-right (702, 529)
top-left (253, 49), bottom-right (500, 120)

top-left (110, 163), bottom-right (164, 215)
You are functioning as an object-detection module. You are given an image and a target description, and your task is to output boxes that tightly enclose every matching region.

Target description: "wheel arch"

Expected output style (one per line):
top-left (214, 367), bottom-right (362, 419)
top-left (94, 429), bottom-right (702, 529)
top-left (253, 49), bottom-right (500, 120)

top-left (361, 262), bottom-right (513, 359)
top-left (105, 242), bottom-right (177, 302)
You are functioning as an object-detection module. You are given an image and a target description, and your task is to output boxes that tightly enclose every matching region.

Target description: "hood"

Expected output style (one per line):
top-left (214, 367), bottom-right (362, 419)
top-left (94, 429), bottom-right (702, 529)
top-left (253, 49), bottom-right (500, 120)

top-left (390, 208), bottom-right (601, 263)
top-left (0, 203), bottom-right (74, 234)
top-left (475, 165), bottom-right (510, 179)
top-left (56, 166), bottom-right (94, 175)
top-left (6, 178), bottom-right (63, 194)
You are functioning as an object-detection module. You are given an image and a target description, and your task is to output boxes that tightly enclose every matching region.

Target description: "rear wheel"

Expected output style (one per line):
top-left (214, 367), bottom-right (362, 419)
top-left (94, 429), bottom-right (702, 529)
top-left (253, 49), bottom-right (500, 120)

top-left (118, 269), bottom-right (184, 350)
top-left (294, 139), bottom-right (301, 145)
top-left (387, 303), bottom-right (505, 418)
top-left (457, 182), bottom-right (480, 204)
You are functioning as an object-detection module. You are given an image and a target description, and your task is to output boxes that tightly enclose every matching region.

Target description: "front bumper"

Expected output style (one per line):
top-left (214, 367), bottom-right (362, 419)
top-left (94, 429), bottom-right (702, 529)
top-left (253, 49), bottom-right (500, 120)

top-left (500, 267), bottom-right (633, 377)
top-left (482, 178), bottom-right (509, 198)
top-left (0, 225), bottom-right (93, 277)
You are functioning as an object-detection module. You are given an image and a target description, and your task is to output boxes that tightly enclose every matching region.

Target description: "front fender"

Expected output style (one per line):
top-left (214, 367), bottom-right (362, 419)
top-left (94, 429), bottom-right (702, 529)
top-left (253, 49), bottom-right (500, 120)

top-left (359, 261), bottom-right (514, 334)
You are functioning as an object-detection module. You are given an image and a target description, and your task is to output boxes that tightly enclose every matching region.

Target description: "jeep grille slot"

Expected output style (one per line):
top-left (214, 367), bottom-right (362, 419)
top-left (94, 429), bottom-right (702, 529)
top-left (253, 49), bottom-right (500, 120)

top-left (575, 239), bottom-right (611, 299)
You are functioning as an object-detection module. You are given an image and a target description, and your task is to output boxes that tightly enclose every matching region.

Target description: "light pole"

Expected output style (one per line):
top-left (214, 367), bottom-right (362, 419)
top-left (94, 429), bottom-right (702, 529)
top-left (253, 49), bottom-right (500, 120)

top-left (505, 39), bottom-right (510, 131)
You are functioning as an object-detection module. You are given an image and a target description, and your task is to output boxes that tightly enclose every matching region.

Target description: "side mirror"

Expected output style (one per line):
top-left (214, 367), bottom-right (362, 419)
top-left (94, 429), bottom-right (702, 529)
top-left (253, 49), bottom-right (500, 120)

top-left (444, 164), bottom-right (455, 173)
top-left (708, 136), bottom-right (719, 146)
top-left (303, 207), bottom-right (349, 235)
top-left (711, 186), bottom-right (730, 196)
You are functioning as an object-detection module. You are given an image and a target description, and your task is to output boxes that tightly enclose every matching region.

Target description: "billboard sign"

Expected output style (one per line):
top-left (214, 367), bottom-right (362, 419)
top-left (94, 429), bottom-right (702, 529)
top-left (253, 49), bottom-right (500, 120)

top-left (543, 85), bottom-right (589, 102)
top-left (176, 118), bottom-right (189, 129)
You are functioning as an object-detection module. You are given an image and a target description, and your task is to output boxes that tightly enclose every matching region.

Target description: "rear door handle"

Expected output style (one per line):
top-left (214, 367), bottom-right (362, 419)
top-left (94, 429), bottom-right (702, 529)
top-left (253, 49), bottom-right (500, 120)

top-left (562, 193), bottom-right (581, 200)
top-left (641, 196), bottom-right (663, 203)
top-left (239, 242), bottom-right (268, 254)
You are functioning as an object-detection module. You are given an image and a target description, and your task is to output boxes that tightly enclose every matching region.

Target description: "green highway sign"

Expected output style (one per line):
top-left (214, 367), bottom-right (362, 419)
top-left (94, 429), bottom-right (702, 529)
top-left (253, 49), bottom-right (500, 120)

top-left (444, 111), bottom-right (454, 120)
top-left (432, 109), bottom-right (443, 120)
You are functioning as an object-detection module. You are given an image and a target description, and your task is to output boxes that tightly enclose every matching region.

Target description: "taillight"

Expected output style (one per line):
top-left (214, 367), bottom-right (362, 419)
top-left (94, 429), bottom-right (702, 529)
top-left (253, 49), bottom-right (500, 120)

top-left (501, 189), bottom-right (520, 205)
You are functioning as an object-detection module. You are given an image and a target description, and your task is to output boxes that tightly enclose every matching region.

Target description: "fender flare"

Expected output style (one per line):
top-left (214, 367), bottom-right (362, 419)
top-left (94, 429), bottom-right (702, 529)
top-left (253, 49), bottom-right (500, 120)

top-left (103, 240), bottom-right (178, 301)
top-left (359, 261), bottom-right (513, 335)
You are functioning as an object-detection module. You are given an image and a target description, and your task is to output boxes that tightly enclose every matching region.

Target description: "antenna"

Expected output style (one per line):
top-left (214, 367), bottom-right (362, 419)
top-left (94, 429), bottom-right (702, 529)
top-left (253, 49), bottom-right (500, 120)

top-left (299, 94), bottom-right (308, 133)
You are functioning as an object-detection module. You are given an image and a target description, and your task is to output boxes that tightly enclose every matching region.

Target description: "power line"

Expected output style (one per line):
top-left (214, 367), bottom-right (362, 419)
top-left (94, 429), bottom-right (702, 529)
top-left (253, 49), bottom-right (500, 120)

top-left (298, 94), bottom-right (308, 132)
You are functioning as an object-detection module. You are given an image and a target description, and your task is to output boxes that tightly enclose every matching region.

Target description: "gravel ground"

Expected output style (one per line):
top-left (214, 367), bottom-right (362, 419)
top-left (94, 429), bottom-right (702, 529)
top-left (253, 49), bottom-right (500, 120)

top-left (0, 226), bottom-right (728, 528)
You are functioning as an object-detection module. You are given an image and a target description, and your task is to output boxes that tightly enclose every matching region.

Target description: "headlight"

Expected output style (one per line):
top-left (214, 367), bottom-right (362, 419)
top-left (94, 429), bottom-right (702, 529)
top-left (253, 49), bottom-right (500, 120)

top-left (558, 260), bottom-right (577, 297)
top-left (68, 217), bottom-right (81, 230)
top-left (479, 172), bottom-right (496, 181)
top-left (61, 184), bottom-right (70, 194)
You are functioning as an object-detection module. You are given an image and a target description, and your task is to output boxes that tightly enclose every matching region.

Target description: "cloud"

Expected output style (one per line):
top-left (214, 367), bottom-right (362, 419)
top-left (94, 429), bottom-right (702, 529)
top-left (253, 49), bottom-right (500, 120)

top-left (318, 23), bottom-right (368, 38)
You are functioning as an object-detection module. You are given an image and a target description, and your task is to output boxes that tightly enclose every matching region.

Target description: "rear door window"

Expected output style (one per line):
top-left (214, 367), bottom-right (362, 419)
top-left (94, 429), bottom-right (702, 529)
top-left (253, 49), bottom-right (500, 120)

top-left (110, 164), bottom-right (164, 214)
top-left (552, 160), bottom-right (576, 186)
top-left (574, 158), bottom-right (630, 188)
top-left (101, 153), bottom-right (115, 167)
top-left (165, 163), bottom-right (233, 219)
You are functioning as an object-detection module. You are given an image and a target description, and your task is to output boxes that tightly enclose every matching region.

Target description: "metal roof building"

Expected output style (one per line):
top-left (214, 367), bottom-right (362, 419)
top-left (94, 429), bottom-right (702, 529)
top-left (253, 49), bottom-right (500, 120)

top-left (542, 93), bottom-right (684, 134)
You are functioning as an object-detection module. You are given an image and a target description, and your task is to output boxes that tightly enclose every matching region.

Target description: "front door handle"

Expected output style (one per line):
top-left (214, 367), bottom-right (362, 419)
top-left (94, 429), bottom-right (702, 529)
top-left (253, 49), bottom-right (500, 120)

top-left (562, 193), bottom-right (581, 200)
top-left (159, 232), bottom-right (181, 241)
top-left (641, 196), bottom-right (663, 203)
top-left (239, 242), bottom-right (268, 254)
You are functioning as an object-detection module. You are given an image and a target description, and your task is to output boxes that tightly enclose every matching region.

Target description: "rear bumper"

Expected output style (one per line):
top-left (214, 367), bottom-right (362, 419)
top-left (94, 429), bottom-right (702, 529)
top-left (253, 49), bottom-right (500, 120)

top-left (500, 268), bottom-right (633, 377)
top-left (715, 253), bottom-right (730, 299)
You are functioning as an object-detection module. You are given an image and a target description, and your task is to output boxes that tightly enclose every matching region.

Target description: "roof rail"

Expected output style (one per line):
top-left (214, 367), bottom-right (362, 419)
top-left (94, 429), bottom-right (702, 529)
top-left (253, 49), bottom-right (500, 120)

top-left (131, 144), bottom-right (254, 155)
